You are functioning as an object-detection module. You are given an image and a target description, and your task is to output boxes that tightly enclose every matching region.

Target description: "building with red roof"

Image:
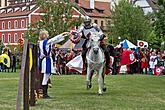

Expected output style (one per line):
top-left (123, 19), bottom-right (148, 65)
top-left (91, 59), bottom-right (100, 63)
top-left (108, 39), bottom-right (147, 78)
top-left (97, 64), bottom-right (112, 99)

top-left (72, 0), bottom-right (111, 31)
top-left (0, 0), bottom-right (83, 46)
top-left (0, 0), bottom-right (38, 46)
top-left (0, 0), bottom-right (111, 46)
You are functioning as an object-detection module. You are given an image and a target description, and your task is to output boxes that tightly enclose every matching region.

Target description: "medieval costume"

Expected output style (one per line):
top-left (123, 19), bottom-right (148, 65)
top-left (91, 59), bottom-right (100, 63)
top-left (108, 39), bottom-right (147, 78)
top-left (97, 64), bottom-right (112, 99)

top-left (149, 52), bottom-right (157, 75)
top-left (69, 16), bottom-right (111, 73)
top-left (39, 30), bottom-right (68, 98)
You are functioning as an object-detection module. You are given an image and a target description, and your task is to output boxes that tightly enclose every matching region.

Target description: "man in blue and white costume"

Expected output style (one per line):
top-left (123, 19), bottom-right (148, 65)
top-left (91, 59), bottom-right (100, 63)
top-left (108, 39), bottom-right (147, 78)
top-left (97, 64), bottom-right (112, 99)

top-left (39, 30), bottom-right (68, 98)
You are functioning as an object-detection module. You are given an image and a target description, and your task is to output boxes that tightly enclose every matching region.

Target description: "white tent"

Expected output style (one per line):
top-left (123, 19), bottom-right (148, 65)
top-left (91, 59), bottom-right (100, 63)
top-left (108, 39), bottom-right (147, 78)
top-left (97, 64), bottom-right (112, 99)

top-left (122, 39), bottom-right (137, 49)
top-left (60, 39), bottom-right (75, 50)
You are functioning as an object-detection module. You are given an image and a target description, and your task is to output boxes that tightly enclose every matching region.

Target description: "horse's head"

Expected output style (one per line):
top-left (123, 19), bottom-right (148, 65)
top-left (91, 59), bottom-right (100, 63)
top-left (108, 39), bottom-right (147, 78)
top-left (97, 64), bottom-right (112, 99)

top-left (89, 32), bottom-right (101, 54)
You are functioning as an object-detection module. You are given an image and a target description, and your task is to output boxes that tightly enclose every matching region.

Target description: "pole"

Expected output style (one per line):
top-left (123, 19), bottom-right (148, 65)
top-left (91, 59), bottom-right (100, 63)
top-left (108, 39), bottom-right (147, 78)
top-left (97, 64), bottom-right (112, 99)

top-left (24, 43), bottom-right (29, 110)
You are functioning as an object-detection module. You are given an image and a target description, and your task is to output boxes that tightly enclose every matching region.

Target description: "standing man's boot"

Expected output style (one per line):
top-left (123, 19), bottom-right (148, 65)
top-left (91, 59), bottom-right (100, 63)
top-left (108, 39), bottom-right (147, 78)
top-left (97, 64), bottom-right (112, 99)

top-left (43, 85), bottom-right (50, 98)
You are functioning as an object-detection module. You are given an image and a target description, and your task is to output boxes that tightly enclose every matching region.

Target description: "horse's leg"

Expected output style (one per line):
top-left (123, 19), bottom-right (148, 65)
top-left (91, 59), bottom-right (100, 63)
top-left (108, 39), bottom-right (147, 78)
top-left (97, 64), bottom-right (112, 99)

top-left (86, 65), bottom-right (91, 90)
top-left (98, 69), bottom-right (103, 95)
top-left (88, 70), bottom-right (94, 89)
top-left (102, 67), bottom-right (106, 92)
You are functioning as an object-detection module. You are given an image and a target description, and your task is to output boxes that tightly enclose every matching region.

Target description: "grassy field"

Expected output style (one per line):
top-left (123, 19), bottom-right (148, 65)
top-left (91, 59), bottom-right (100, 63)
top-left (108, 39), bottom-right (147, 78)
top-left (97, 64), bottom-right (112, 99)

top-left (0, 72), bottom-right (165, 110)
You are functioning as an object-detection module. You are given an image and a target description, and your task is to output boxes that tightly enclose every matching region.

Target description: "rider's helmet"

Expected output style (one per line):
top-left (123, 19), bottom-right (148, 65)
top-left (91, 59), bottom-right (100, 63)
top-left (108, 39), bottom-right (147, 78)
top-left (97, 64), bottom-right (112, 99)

top-left (83, 16), bottom-right (92, 27)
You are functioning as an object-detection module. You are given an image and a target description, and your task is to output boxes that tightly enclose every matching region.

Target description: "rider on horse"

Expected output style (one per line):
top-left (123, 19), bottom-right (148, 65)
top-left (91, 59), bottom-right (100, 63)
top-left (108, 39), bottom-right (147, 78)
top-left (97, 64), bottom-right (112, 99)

top-left (69, 16), bottom-right (111, 72)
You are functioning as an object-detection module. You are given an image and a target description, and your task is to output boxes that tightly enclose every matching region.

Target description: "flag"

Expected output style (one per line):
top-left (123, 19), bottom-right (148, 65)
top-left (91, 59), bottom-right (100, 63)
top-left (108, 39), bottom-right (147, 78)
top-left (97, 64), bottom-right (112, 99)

top-left (137, 40), bottom-right (148, 48)
top-left (154, 66), bottom-right (164, 76)
top-left (0, 54), bottom-right (10, 68)
top-left (66, 55), bottom-right (83, 73)
top-left (30, 48), bottom-right (33, 71)
top-left (120, 49), bottom-right (136, 66)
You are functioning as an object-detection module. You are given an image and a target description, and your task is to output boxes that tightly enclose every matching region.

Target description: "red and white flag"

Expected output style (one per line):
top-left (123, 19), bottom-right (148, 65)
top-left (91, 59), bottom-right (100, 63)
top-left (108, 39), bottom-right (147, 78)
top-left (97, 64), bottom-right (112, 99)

top-left (154, 66), bottom-right (164, 76)
top-left (137, 40), bottom-right (148, 48)
top-left (120, 49), bottom-right (136, 66)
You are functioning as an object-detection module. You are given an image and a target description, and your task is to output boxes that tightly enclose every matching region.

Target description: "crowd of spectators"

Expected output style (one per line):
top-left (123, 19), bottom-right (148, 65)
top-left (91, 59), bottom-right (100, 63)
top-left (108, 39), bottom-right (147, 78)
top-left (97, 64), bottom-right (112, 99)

top-left (0, 47), bottom-right (19, 73)
top-left (51, 44), bottom-right (165, 75)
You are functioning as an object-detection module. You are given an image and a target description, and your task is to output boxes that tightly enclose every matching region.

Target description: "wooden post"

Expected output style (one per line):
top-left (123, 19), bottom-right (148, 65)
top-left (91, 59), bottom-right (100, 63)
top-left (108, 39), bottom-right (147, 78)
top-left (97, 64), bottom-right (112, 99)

top-left (34, 45), bottom-right (39, 98)
top-left (24, 43), bottom-right (30, 110)
top-left (16, 39), bottom-right (29, 110)
top-left (30, 44), bottom-right (38, 106)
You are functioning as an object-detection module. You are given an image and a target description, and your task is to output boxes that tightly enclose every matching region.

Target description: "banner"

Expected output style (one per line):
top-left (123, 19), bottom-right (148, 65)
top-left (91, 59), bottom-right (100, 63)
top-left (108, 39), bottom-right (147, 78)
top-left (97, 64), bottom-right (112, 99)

top-left (66, 55), bottom-right (83, 73)
top-left (137, 40), bottom-right (148, 48)
top-left (0, 54), bottom-right (10, 68)
top-left (30, 48), bottom-right (33, 71)
top-left (154, 66), bottom-right (164, 76)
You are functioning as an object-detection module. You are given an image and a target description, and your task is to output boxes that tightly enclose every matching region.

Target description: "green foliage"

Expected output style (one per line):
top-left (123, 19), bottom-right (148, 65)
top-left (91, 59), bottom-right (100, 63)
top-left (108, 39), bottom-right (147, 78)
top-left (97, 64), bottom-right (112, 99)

top-left (15, 44), bottom-right (23, 53)
top-left (108, 0), bottom-right (152, 44)
top-left (0, 42), bottom-right (5, 54)
top-left (158, 0), bottom-right (165, 8)
top-left (27, 0), bottom-right (82, 43)
top-left (154, 1), bottom-right (165, 42)
top-left (147, 31), bottom-right (162, 49)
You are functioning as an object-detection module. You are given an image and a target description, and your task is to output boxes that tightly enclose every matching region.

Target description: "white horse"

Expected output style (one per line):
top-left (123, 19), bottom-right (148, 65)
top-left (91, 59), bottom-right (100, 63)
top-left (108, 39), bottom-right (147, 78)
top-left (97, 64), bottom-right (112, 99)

top-left (86, 32), bottom-right (106, 95)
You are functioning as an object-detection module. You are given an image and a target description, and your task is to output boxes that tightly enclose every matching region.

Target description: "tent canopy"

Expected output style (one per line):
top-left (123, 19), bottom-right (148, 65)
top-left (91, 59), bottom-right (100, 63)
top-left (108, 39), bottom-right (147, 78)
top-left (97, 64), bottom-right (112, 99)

top-left (60, 39), bottom-right (75, 50)
top-left (122, 39), bottom-right (137, 49)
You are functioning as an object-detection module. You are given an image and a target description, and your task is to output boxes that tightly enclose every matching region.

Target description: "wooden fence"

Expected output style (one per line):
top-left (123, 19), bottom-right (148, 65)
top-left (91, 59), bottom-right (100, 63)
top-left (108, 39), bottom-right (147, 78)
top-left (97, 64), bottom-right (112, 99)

top-left (16, 39), bottom-right (39, 110)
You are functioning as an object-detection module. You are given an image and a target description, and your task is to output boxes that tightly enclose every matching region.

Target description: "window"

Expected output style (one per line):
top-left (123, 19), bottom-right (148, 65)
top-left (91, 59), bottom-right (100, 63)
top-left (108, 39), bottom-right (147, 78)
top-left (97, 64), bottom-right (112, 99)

top-left (101, 21), bottom-right (104, 27)
top-left (0, 0), bottom-right (1, 7)
top-left (84, 9), bottom-right (93, 13)
top-left (75, 0), bottom-right (79, 3)
top-left (94, 20), bottom-right (98, 24)
top-left (8, 34), bottom-right (11, 43)
top-left (2, 34), bottom-right (5, 43)
top-left (8, 21), bottom-right (11, 29)
top-left (2, 21), bottom-right (5, 29)
top-left (14, 20), bottom-right (18, 29)
top-left (95, 8), bottom-right (104, 13)
top-left (108, 20), bottom-right (111, 24)
top-left (14, 33), bottom-right (18, 43)
top-left (25, 0), bottom-right (31, 2)
top-left (5, 0), bottom-right (7, 6)
top-left (21, 20), bottom-right (25, 28)
top-left (21, 33), bottom-right (24, 38)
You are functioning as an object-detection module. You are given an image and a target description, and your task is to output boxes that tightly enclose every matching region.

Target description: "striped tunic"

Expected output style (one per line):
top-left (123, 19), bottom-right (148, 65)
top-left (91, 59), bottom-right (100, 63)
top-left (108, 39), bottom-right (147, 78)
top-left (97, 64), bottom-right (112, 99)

top-left (39, 34), bottom-right (65, 74)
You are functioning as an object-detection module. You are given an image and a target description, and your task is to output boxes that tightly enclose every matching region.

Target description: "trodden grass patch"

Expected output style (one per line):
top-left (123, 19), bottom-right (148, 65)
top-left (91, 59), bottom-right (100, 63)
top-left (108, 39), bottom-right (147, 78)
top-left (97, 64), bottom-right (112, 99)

top-left (0, 72), bottom-right (165, 110)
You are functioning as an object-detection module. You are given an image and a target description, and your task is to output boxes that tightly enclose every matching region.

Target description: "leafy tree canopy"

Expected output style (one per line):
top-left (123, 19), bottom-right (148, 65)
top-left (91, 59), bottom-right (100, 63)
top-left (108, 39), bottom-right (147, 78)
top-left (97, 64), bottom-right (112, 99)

top-left (108, 0), bottom-right (152, 44)
top-left (28, 0), bottom-right (82, 43)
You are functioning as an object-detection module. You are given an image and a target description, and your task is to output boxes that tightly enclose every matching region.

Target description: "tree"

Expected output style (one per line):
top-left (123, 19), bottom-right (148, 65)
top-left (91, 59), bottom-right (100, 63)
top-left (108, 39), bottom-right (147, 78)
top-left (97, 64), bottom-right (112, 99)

top-left (108, 0), bottom-right (152, 44)
top-left (28, 0), bottom-right (82, 43)
top-left (147, 31), bottom-right (162, 49)
top-left (154, 0), bottom-right (165, 42)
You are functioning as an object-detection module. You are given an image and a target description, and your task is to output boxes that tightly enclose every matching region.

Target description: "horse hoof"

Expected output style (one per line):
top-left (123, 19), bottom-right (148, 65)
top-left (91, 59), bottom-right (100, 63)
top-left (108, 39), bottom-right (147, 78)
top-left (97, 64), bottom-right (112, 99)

top-left (98, 93), bottom-right (103, 96)
top-left (103, 87), bottom-right (106, 92)
top-left (89, 84), bottom-right (92, 89)
top-left (87, 84), bottom-right (92, 90)
top-left (86, 85), bottom-right (89, 90)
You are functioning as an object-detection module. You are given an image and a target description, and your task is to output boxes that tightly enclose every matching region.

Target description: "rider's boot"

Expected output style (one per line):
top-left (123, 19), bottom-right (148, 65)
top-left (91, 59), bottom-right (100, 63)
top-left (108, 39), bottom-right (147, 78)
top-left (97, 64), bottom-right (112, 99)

top-left (82, 63), bottom-right (87, 75)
